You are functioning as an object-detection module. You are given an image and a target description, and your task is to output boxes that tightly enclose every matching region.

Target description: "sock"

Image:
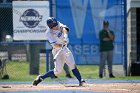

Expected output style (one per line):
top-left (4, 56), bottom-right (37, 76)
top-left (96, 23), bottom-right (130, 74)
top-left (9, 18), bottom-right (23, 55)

top-left (72, 68), bottom-right (81, 82)
top-left (41, 70), bottom-right (55, 79)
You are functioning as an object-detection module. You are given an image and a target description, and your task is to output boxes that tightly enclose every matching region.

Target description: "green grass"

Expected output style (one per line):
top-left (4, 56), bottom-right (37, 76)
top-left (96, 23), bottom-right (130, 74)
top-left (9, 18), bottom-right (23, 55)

top-left (0, 61), bottom-right (140, 82)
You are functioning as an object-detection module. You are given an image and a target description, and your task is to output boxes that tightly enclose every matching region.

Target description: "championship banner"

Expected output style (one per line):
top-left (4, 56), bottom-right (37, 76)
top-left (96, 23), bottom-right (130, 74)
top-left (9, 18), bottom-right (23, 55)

top-left (12, 1), bottom-right (49, 40)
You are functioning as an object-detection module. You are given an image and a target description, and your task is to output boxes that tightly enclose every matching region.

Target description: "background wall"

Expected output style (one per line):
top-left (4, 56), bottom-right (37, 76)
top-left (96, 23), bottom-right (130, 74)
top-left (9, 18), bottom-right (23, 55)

top-left (53, 0), bottom-right (125, 64)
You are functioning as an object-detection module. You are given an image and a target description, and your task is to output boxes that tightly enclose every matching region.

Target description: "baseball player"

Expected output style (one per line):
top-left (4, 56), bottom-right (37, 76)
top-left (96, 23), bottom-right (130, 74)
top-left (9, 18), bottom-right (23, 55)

top-left (33, 17), bottom-right (85, 86)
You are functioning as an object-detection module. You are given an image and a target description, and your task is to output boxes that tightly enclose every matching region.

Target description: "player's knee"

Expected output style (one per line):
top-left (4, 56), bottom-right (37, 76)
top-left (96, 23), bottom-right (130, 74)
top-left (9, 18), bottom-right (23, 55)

top-left (67, 63), bottom-right (76, 70)
top-left (72, 65), bottom-right (77, 70)
top-left (73, 65), bottom-right (77, 69)
top-left (54, 69), bottom-right (62, 76)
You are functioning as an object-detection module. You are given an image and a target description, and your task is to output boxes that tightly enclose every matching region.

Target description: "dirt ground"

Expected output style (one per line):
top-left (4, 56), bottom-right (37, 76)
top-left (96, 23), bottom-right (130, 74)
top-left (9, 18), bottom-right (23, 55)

top-left (0, 82), bottom-right (140, 93)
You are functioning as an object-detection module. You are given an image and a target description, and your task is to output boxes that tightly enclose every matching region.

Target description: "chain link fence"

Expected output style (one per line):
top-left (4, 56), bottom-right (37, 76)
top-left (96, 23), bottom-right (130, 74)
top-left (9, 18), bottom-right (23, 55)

top-left (0, 42), bottom-right (53, 80)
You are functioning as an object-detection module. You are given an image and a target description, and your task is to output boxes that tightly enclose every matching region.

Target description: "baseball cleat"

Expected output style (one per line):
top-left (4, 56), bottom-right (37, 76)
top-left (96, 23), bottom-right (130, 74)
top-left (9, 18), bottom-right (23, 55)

top-left (66, 74), bottom-right (73, 78)
top-left (32, 75), bottom-right (43, 86)
top-left (79, 79), bottom-right (86, 86)
top-left (99, 74), bottom-right (103, 78)
top-left (109, 74), bottom-right (115, 78)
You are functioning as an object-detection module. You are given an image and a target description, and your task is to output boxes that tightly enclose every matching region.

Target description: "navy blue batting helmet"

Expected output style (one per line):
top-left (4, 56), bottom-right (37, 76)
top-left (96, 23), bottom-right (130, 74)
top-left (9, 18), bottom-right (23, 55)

top-left (47, 17), bottom-right (58, 28)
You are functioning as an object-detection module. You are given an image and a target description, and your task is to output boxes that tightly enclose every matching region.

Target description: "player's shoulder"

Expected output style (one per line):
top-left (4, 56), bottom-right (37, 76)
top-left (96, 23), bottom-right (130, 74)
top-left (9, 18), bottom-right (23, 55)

top-left (59, 22), bottom-right (69, 32)
top-left (59, 22), bottom-right (66, 27)
top-left (46, 27), bottom-right (52, 34)
top-left (99, 29), bottom-right (104, 33)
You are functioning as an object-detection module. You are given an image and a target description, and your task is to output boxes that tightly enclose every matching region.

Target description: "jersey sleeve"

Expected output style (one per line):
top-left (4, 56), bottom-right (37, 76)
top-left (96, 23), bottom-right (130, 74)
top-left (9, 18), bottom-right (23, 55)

top-left (62, 25), bottom-right (69, 32)
top-left (59, 22), bottom-right (69, 32)
top-left (110, 30), bottom-right (114, 36)
top-left (99, 30), bottom-right (105, 41)
top-left (46, 29), bottom-right (56, 44)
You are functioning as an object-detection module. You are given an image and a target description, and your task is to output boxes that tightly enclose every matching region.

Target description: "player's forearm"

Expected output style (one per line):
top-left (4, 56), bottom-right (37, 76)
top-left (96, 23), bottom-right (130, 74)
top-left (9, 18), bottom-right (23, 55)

top-left (106, 30), bottom-right (114, 41)
top-left (62, 28), bottom-right (68, 38)
top-left (108, 33), bottom-right (114, 41)
top-left (103, 38), bottom-right (111, 41)
top-left (62, 27), bottom-right (69, 44)
top-left (103, 36), bottom-right (114, 41)
top-left (54, 44), bottom-right (63, 48)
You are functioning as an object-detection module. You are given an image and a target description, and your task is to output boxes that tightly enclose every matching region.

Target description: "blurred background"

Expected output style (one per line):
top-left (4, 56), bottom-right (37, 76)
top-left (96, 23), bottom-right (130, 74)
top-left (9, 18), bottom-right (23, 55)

top-left (0, 0), bottom-right (140, 81)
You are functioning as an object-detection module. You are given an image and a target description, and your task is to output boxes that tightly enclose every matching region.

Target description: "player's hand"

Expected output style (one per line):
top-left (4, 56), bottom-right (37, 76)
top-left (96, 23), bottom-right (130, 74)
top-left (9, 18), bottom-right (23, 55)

top-left (64, 38), bottom-right (69, 45)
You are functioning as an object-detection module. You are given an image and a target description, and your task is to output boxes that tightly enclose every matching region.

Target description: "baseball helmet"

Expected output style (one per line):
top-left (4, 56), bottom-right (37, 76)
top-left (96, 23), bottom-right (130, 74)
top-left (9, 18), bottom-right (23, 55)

top-left (47, 17), bottom-right (58, 28)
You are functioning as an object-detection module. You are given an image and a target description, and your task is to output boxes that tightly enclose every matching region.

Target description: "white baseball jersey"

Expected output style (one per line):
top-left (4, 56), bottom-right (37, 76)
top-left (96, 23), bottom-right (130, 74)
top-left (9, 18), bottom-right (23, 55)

top-left (46, 22), bottom-right (75, 76)
top-left (46, 22), bottom-right (69, 48)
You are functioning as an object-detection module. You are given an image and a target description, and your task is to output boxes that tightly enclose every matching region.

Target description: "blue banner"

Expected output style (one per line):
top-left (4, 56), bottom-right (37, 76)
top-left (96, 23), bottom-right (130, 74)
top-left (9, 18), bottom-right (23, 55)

top-left (56, 0), bottom-right (124, 64)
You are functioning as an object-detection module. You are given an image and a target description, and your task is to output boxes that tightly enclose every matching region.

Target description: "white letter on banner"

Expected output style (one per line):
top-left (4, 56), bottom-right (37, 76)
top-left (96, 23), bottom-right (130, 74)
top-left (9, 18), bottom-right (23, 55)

top-left (70, 0), bottom-right (88, 39)
top-left (90, 0), bottom-right (108, 38)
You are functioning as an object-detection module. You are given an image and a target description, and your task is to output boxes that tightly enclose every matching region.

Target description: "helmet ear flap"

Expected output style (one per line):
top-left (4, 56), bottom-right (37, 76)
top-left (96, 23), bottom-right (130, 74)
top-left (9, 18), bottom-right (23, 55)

top-left (47, 17), bottom-right (58, 28)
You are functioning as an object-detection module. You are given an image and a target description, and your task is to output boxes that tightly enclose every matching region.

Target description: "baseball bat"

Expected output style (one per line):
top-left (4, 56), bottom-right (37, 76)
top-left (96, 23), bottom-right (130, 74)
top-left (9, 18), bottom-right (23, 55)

top-left (53, 44), bottom-right (66, 60)
top-left (53, 47), bottom-right (63, 60)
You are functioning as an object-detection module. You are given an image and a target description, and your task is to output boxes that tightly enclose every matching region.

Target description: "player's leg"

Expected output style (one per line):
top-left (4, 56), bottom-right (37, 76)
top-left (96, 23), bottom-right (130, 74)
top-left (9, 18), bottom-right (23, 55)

top-left (32, 70), bottom-right (55, 86)
top-left (99, 51), bottom-right (107, 78)
top-left (49, 56), bottom-right (58, 79)
top-left (33, 59), bottom-right (64, 86)
top-left (107, 50), bottom-right (115, 78)
top-left (63, 63), bottom-right (72, 78)
top-left (72, 66), bottom-right (85, 86)
top-left (32, 49), bottom-right (64, 86)
top-left (64, 48), bottom-right (85, 86)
